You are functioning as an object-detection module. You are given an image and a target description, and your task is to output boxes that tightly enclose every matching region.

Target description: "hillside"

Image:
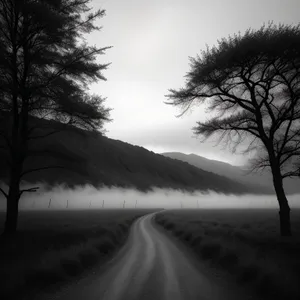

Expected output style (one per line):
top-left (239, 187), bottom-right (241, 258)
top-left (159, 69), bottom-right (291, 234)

top-left (0, 119), bottom-right (272, 194)
top-left (162, 152), bottom-right (299, 195)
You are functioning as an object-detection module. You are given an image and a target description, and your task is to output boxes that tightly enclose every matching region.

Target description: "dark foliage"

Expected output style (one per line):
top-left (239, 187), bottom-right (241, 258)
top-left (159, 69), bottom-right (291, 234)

top-left (0, 0), bottom-right (111, 233)
top-left (166, 22), bottom-right (300, 236)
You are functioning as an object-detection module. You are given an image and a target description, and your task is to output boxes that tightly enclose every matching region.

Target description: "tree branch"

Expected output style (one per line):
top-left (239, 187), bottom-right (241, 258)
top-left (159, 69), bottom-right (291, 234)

top-left (218, 85), bottom-right (256, 113)
top-left (282, 171), bottom-right (298, 179)
top-left (279, 149), bottom-right (300, 166)
top-left (19, 186), bottom-right (39, 197)
top-left (28, 129), bottom-right (61, 140)
top-left (21, 165), bottom-right (66, 177)
top-left (0, 186), bottom-right (8, 199)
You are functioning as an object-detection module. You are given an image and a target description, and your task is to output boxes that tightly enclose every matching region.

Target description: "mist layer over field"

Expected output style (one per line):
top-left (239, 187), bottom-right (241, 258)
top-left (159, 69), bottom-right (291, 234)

top-left (0, 182), bottom-right (299, 211)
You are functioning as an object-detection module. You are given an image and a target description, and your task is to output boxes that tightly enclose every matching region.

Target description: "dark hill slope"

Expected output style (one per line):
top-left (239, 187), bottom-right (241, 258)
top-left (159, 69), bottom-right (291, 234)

top-left (0, 123), bottom-right (268, 194)
top-left (162, 152), bottom-right (298, 195)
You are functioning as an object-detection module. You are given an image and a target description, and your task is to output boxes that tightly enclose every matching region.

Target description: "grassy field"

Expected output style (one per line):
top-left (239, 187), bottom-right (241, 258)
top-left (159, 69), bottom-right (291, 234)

top-left (155, 208), bottom-right (300, 300)
top-left (0, 209), bottom-right (157, 299)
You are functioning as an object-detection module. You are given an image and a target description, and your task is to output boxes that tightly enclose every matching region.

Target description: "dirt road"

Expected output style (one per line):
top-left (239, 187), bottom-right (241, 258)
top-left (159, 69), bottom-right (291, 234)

top-left (42, 212), bottom-right (255, 300)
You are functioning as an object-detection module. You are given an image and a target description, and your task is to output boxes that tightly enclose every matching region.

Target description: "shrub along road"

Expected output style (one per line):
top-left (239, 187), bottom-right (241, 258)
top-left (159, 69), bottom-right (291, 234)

top-left (40, 212), bottom-right (256, 300)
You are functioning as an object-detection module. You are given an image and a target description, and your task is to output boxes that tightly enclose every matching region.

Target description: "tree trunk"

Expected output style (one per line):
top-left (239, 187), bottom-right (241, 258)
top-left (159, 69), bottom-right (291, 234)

top-left (272, 168), bottom-right (291, 236)
top-left (278, 204), bottom-right (291, 236)
top-left (3, 173), bottom-right (20, 235)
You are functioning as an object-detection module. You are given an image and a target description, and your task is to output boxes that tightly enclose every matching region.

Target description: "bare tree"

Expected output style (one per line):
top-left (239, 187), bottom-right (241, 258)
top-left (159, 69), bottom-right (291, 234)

top-left (166, 23), bottom-right (300, 236)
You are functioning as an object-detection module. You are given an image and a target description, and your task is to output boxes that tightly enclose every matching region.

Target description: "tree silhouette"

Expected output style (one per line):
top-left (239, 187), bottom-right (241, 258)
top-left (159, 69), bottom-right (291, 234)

top-left (0, 0), bottom-right (111, 234)
top-left (166, 23), bottom-right (300, 236)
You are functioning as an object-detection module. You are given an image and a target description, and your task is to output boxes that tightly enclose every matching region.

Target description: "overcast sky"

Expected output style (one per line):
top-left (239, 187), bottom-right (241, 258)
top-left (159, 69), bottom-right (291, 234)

top-left (87, 0), bottom-right (300, 166)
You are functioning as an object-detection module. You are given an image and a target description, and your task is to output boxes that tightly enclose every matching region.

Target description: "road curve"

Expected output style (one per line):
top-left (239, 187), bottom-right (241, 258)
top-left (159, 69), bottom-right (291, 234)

top-left (44, 213), bottom-right (254, 300)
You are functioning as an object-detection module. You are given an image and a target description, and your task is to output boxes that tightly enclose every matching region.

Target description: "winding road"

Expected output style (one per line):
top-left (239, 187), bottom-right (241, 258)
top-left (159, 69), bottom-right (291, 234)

top-left (42, 212), bottom-right (255, 300)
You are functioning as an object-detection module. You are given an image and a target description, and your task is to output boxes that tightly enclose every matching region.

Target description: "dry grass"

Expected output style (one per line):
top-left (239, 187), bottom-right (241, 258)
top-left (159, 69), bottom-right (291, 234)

top-left (155, 208), bottom-right (300, 300)
top-left (0, 209), bottom-right (156, 299)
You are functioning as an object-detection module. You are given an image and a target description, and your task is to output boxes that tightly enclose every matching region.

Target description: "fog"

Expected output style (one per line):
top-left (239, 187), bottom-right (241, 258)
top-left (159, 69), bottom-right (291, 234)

top-left (0, 182), bottom-right (299, 211)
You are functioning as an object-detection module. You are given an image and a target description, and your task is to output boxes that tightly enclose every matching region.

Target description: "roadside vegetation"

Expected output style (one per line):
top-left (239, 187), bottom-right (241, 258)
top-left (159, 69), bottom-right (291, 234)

top-left (0, 209), bottom-right (154, 299)
top-left (155, 209), bottom-right (300, 300)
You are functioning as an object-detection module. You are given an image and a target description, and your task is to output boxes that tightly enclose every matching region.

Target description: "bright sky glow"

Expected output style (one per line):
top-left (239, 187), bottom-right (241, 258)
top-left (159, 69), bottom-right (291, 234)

top-left (86, 0), bottom-right (300, 165)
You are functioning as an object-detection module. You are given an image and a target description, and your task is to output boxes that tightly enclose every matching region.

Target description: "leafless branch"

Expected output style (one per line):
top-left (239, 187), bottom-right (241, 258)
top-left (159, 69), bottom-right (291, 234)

top-left (27, 129), bottom-right (61, 140)
top-left (19, 186), bottom-right (39, 196)
top-left (0, 187), bottom-right (8, 198)
top-left (21, 165), bottom-right (65, 177)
